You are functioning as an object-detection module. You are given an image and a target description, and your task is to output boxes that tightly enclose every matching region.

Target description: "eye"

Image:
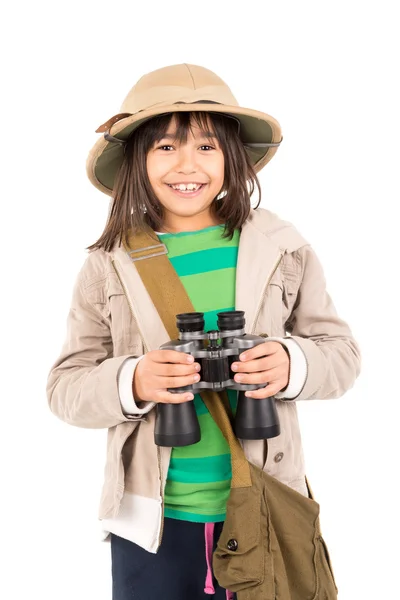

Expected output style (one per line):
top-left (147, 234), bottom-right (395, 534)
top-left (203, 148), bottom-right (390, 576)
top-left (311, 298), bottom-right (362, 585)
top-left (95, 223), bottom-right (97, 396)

top-left (157, 145), bottom-right (174, 151)
top-left (199, 145), bottom-right (215, 151)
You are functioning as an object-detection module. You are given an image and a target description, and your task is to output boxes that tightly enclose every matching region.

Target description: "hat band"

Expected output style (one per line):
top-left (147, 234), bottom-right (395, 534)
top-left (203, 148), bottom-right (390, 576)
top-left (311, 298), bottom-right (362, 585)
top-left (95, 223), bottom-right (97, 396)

top-left (104, 100), bottom-right (243, 145)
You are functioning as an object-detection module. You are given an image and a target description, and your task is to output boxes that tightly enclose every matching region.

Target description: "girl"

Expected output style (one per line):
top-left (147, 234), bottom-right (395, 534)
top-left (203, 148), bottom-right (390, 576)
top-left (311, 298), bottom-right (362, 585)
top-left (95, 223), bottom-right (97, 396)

top-left (47, 63), bottom-right (361, 600)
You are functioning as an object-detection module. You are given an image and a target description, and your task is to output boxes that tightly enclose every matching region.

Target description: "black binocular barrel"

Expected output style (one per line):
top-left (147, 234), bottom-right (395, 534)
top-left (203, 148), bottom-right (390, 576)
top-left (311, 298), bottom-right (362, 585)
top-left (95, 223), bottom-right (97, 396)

top-left (154, 312), bottom-right (204, 447)
top-left (234, 392), bottom-right (281, 440)
top-left (154, 399), bottom-right (201, 447)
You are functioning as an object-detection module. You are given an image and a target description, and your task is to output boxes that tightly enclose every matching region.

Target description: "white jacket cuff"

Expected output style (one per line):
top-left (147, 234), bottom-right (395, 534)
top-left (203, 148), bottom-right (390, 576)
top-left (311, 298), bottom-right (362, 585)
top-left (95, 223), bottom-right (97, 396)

top-left (266, 337), bottom-right (308, 400)
top-left (118, 356), bottom-right (155, 416)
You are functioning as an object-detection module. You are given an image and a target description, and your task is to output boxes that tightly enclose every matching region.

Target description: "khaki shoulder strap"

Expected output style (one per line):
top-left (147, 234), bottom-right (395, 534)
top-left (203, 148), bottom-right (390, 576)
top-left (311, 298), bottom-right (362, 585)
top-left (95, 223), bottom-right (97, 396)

top-left (124, 229), bottom-right (251, 488)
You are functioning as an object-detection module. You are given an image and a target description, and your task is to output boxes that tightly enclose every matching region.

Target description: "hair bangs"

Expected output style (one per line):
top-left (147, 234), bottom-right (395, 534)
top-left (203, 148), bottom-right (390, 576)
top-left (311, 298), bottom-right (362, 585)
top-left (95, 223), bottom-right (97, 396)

top-left (149, 111), bottom-right (220, 147)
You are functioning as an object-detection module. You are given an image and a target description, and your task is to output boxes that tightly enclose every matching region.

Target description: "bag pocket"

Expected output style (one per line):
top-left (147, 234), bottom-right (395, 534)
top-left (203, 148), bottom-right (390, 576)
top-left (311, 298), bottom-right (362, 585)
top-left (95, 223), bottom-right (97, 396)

top-left (265, 473), bottom-right (320, 600)
top-left (265, 471), bottom-right (337, 600)
top-left (213, 485), bottom-right (266, 592)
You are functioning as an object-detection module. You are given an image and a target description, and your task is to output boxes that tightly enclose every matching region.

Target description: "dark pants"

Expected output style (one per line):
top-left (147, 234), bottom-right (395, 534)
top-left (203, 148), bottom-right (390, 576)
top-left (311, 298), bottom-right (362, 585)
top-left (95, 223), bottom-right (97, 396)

top-left (111, 517), bottom-right (236, 599)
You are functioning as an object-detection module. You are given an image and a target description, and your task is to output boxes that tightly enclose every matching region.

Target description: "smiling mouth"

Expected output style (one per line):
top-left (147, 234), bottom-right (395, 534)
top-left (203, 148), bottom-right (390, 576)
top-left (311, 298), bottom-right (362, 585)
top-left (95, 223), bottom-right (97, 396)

top-left (167, 183), bottom-right (205, 192)
top-left (166, 183), bottom-right (207, 195)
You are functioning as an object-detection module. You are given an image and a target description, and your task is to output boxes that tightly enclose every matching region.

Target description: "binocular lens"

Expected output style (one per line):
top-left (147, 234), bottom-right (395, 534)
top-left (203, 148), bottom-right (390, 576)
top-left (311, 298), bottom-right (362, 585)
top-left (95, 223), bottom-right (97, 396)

top-left (217, 311), bottom-right (245, 331)
top-left (176, 312), bottom-right (205, 332)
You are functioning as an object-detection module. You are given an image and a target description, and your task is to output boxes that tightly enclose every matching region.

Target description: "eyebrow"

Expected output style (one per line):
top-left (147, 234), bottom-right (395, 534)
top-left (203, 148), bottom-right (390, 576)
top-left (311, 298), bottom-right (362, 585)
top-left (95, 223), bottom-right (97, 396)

top-left (158, 131), bottom-right (217, 140)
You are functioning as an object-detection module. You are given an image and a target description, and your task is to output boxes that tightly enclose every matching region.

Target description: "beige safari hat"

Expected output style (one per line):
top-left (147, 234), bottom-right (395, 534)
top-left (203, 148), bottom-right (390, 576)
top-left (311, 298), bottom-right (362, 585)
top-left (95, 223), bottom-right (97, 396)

top-left (86, 63), bottom-right (283, 196)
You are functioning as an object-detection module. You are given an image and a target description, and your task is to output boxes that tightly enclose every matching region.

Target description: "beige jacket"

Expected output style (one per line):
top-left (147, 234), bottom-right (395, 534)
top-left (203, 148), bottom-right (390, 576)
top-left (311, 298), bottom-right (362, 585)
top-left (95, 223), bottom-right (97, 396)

top-left (46, 208), bottom-right (361, 552)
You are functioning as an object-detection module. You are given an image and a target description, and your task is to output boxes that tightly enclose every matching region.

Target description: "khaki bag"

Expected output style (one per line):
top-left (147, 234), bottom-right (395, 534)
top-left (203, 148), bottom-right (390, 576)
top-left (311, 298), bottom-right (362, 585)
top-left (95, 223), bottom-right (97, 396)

top-left (124, 229), bottom-right (338, 600)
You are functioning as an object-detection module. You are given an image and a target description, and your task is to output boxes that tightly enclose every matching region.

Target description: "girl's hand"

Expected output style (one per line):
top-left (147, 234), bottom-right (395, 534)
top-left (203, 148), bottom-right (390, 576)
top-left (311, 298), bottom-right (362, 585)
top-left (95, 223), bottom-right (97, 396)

top-left (231, 342), bottom-right (290, 398)
top-left (133, 350), bottom-right (201, 404)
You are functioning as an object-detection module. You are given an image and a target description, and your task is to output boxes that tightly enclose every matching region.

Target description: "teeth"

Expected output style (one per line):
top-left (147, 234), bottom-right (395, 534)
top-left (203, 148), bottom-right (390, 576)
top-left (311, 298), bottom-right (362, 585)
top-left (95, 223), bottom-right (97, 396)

top-left (170, 183), bottom-right (202, 191)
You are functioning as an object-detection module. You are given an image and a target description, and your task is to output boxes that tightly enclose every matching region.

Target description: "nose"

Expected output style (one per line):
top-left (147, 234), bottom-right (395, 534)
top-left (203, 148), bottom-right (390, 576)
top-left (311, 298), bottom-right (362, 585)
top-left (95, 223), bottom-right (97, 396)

top-left (175, 146), bottom-right (197, 175)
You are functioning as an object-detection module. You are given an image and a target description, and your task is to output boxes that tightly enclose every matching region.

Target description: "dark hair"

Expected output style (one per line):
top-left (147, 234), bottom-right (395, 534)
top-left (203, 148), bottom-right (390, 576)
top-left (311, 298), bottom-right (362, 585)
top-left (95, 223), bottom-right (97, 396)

top-left (87, 111), bottom-right (261, 252)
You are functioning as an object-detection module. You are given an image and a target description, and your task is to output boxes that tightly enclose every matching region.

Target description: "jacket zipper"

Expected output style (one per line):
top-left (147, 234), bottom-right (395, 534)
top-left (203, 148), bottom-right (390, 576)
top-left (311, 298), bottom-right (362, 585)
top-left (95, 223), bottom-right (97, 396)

top-left (250, 251), bottom-right (285, 334)
top-left (111, 259), bottom-right (165, 548)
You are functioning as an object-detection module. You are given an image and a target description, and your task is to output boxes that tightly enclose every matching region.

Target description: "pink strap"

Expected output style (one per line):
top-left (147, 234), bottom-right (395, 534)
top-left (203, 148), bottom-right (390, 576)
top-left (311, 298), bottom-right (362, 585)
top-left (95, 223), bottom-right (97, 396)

top-left (204, 522), bottom-right (216, 594)
top-left (204, 522), bottom-right (234, 598)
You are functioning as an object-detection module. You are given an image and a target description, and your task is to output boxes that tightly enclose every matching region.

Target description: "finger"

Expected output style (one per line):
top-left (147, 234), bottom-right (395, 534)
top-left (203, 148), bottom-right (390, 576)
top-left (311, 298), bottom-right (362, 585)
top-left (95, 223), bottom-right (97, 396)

top-left (156, 391), bottom-right (195, 404)
top-left (234, 367), bottom-right (281, 385)
top-left (244, 381), bottom-right (285, 399)
top-left (156, 362), bottom-right (201, 377)
top-left (162, 373), bottom-right (200, 389)
top-left (239, 341), bottom-right (282, 362)
top-left (152, 350), bottom-right (195, 364)
top-left (232, 354), bottom-right (282, 374)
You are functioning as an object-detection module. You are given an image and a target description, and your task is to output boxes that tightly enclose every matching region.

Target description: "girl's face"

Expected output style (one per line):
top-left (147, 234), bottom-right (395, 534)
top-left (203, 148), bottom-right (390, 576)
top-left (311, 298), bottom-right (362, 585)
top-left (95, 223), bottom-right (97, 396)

top-left (146, 116), bottom-right (225, 232)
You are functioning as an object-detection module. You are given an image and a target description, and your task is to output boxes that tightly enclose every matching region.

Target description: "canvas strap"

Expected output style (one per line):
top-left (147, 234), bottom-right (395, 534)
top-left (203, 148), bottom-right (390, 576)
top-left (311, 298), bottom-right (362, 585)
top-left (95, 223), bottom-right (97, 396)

top-left (124, 229), bottom-right (251, 488)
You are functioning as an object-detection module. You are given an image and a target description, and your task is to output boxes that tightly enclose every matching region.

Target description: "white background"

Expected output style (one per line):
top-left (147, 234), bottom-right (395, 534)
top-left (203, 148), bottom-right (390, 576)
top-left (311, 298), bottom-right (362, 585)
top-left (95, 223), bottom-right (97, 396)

top-left (1, 1), bottom-right (399, 599)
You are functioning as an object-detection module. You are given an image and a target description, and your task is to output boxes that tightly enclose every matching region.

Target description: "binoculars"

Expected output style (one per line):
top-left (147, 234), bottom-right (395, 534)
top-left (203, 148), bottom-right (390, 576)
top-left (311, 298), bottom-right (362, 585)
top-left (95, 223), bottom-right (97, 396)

top-left (155, 311), bottom-right (281, 447)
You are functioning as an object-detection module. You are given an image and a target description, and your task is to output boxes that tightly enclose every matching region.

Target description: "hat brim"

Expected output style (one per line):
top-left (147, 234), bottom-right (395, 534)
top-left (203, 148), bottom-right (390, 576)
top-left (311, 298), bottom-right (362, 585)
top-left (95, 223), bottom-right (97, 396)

top-left (86, 103), bottom-right (282, 196)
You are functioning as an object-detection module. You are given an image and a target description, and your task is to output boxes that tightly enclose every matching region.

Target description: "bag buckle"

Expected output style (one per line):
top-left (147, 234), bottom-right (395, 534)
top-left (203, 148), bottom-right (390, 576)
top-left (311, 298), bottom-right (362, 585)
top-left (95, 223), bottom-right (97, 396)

top-left (126, 243), bottom-right (168, 262)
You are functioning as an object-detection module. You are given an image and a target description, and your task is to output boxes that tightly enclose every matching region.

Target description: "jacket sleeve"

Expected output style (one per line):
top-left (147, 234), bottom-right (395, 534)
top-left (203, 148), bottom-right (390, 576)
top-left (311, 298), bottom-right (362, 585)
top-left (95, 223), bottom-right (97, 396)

top-left (283, 244), bottom-right (361, 400)
top-left (46, 267), bottom-right (147, 429)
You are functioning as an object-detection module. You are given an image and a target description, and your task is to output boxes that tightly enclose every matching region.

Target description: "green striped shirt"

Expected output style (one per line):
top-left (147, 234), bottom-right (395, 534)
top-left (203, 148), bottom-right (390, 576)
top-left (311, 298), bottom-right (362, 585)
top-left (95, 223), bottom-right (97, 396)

top-left (158, 224), bottom-right (240, 522)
